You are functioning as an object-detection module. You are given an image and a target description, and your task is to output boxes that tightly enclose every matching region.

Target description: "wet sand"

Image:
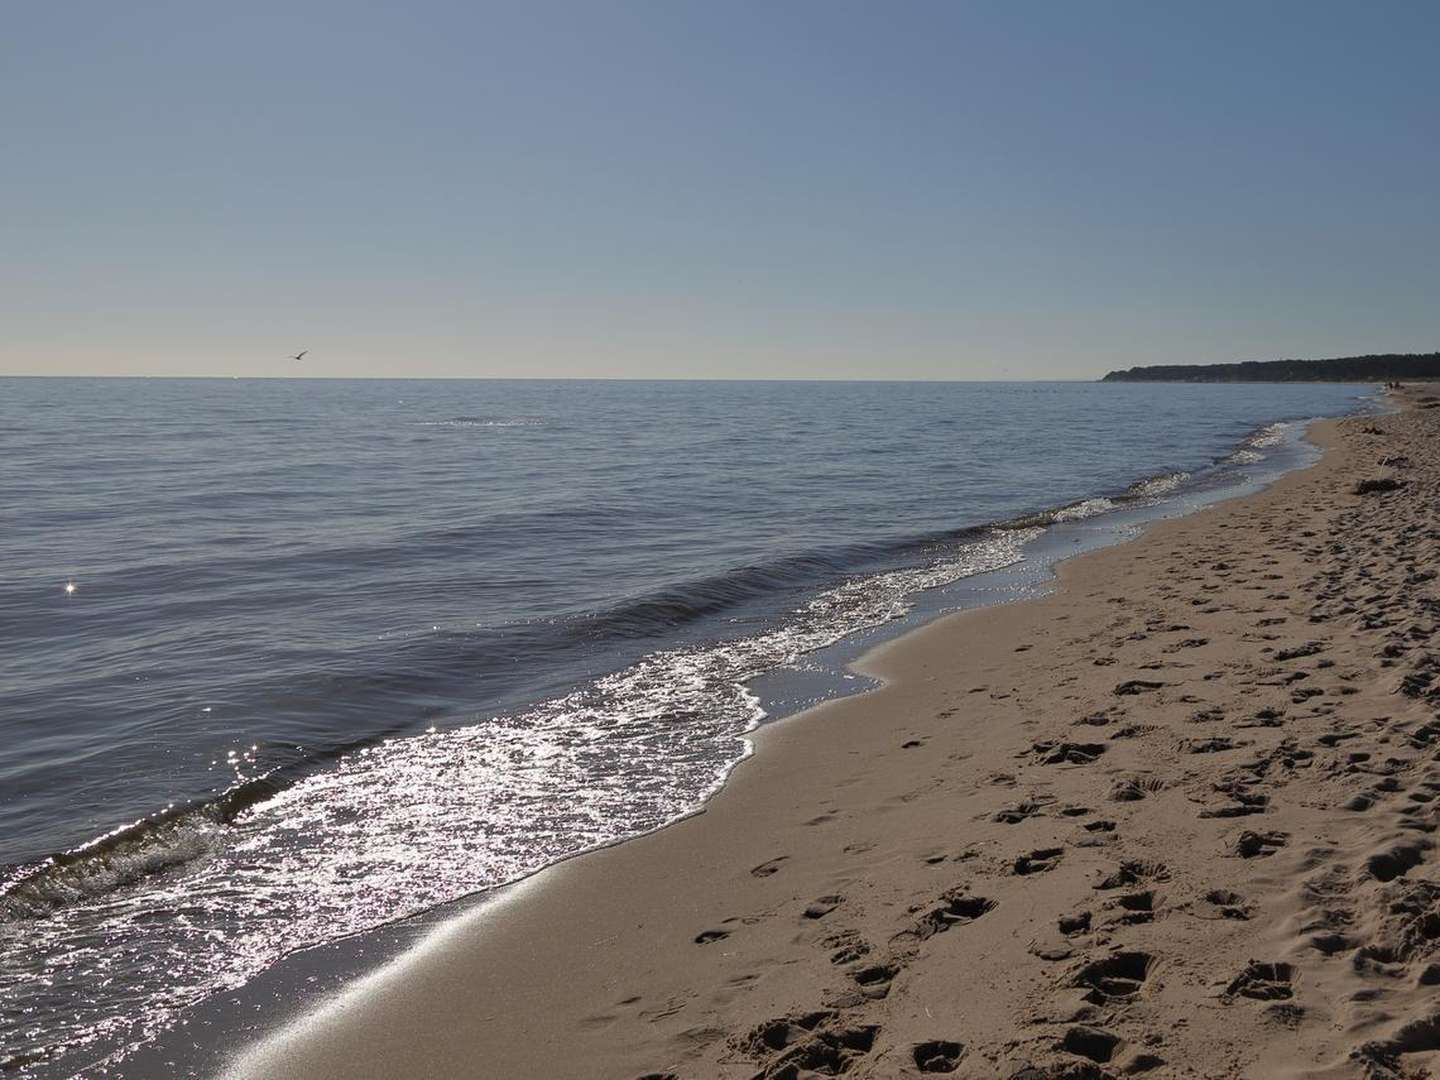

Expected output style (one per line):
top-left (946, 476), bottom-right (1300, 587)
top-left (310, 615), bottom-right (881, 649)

top-left (225, 387), bottom-right (1440, 1080)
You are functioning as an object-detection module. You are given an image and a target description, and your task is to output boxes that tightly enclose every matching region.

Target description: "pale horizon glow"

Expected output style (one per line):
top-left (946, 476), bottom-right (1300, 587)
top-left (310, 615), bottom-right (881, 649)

top-left (4, 2), bottom-right (1437, 381)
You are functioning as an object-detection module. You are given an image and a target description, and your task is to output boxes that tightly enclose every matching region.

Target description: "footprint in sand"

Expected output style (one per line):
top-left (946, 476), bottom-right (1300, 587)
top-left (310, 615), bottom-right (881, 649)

top-left (802, 894), bottom-right (844, 919)
top-left (750, 856), bottom-right (789, 878)
top-left (1095, 859), bottom-right (1169, 890)
top-left (1030, 740), bottom-right (1107, 765)
top-left (1109, 776), bottom-right (1164, 802)
top-left (1073, 950), bottom-right (1156, 1004)
top-left (828, 939), bottom-right (871, 965)
top-left (1113, 679), bottom-right (1165, 696)
top-left (1196, 888), bottom-right (1251, 920)
top-left (735, 1010), bottom-right (832, 1056)
top-left (1105, 890), bottom-right (1157, 925)
top-left (1352, 1013), bottom-right (1440, 1076)
top-left (1366, 837), bottom-right (1432, 882)
top-left (1013, 847), bottom-right (1065, 875)
top-left (912, 1039), bottom-right (965, 1073)
top-left (1180, 735), bottom-right (1247, 753)
top-left (1061, 1024), bottom-right (1125, 1064)
top-left (899, 890), bottom-right (996, 943)
top-left (742, 1017), bottom-right (879, 1079)
top-left (1197, 784), bottom-right (1269, 818)
top-left (1110, 722), bottom-right (1159, 739)
top-left (1075, 818), bottom-right (1117, 848)
top-left (992, 797), bottom-right (1052, 824)
top-left (850, 962), bottom-right (898, 999)
top-left (1233, 830), bottom-right (1289, 858)
top-left (1224, 961), bottom-right (1294, 1001)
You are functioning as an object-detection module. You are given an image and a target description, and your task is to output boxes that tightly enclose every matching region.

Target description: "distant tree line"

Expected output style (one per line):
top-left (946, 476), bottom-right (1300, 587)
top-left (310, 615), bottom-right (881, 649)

top-left (1101, 352), bottom-right (1440, 383)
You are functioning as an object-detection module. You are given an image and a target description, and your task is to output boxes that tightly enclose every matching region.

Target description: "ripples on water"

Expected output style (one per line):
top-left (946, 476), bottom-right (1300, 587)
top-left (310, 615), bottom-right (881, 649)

top-left (0, 378), bottom-right (1370, 1072)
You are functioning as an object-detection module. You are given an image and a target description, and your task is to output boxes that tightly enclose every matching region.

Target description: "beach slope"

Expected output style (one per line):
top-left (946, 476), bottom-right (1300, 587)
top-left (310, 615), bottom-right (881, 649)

top-left (228, 388), bottom-right (1440, 1080)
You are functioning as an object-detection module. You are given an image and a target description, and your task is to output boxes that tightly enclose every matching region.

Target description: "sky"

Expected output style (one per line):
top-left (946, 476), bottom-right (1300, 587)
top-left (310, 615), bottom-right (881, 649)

top-left (3, 1), bottom-right (1438, 380)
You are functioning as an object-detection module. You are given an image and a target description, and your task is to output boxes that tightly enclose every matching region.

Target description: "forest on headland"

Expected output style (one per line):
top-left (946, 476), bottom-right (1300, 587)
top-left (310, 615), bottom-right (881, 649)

top-left (1101, 352), bottom-right (1440, 383)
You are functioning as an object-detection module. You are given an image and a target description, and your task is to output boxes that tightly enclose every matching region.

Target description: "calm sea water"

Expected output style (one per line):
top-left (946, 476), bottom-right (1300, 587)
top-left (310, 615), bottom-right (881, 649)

top-left (0, 377), bottom-right (1371, 1072)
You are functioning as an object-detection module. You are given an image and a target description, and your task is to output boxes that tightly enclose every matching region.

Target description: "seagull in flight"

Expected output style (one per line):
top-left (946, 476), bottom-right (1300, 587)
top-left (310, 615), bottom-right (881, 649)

top-left (289, 349), bottom-right (308, 361)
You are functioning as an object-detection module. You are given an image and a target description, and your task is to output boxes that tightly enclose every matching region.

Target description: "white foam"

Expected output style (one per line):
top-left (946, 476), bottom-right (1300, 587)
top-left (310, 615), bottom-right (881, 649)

top-left (1052, 497), bottom-right (1117, 522)
top-left (1126, 472), bottom-right (1190, 498)
top-left (7, 528), bottom-right (1039, 1069)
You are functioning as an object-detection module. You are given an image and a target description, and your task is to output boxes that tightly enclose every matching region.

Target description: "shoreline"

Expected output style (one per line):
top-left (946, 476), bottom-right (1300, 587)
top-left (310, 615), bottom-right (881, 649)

top-left (98, 432), bottom-right (1324, 1080)
top-left (203, 385), bottom-right (1440, 1078)
top-left (19, 394), bottom-right (1362, 1079)
top-left (94, 411), bottom-right (1343, 1078)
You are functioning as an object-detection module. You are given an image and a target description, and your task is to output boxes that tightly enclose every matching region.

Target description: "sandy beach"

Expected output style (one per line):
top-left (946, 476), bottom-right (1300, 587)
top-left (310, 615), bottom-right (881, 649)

top-left (225, 387), bottom-right (1440, 1080)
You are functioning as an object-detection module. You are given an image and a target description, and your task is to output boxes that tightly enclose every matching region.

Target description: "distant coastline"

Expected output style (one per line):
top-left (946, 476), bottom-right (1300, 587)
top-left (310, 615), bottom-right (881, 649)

top-left (1102, 351), bottom-right (1440, 383)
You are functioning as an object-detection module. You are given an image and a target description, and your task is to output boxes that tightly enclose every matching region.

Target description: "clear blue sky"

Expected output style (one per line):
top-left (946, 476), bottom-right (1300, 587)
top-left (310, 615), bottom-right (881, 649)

top-left (4, 1), bottom-right (1437, 379)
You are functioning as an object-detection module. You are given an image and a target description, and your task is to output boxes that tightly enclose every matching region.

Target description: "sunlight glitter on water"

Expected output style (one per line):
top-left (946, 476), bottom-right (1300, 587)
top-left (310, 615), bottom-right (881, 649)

top-left (2, 529), bottom-right (1036, 1072)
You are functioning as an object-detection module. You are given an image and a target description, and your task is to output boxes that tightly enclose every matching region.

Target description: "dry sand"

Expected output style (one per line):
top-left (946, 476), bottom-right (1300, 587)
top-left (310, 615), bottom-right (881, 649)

top-left (228, 387), bottom-right (1440, 1080)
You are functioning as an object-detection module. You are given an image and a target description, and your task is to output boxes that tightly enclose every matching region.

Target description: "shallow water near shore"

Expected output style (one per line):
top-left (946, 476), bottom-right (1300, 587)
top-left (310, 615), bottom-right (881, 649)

top-left (115, 402), bottom-right (1363, 1080)
top-left (0, 378), bottom-right (1374, 1074)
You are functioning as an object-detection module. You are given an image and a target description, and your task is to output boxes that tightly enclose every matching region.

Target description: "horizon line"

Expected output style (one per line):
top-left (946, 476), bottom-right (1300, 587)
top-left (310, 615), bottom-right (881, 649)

top-left (0, 373), bottom-right (1108, 384)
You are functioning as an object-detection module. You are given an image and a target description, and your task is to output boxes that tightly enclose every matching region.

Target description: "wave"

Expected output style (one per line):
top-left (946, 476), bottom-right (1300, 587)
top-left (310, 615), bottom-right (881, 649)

top-left (1220, 420), bottom-right (1292, 466)
top-left (0, 729), bottom-right (403, 922)
top-left (1247, 422), bottom-right (1287, 448)
top-left (1126, 471), bottom-right (1190, 498)
top-left (0, 521), bottom-right (1035, 937)
top-left (995, 469), bottom-right (1192, 530)
top-left (1052, 497), bottom-right (1119, 522)
top-left (0, 458), bottom-right (1219, 926)
top-left (2, 378), bottom-right (1376, 1074)
top-left (1, 526), bottom-right (1046, 1073)
top-left (0, 423), bottom-right (1279, 918)
top-left (564, 533), bottom-right (996, 642)
top-left (414, 415), bottom-right (543, 428)
top-left (0, 468), bottom-right (1194, 927)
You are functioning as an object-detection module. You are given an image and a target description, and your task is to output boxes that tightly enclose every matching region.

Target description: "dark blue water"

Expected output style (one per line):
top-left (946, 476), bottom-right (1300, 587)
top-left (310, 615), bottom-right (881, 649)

top-left (0, 377), bottom-right (1371, 1073)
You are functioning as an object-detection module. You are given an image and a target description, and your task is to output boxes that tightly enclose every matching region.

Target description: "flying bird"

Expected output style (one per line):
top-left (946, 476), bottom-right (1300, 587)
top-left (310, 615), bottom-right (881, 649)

top-left (289, 350), bottom-right (308, 361)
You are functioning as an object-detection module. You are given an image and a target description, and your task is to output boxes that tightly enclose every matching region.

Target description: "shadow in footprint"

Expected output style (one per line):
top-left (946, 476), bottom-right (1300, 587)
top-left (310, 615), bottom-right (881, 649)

top-left (750, 1022), bottom-right (879, 1079)
top-left (1197, 889), bottom-right (1251, 920)
top-left (1225, 961), bottom-right (1294, 1001)
top-left (1062, 1025), bottom-right (1124, 1064)
top-left (1234, 830), bottom-right (1289, 859)
top-left (1032, 741), bottom-right (1107, 766)
top-left (1107, 890), bottom-right (1156, 925)
top-left (1110, 777), bottom-right (1165, 802)
top-left (1114, 679), bottom-right (1164, 696)
top-left (1014, 848), bottom-right (1065, 875)
top-left (1354, 1011), bottom-right (1440, 1075)
top-left (913, 1040), bottom-right (965, 1073)
top-left (852, 963), bottom-right (897, 999)
top-left (902, 892), bottom-right (996, 943)
top-left (1095, 859), bottom-right (1168, 890)
top-left (803, 895), bottom-right (844, 919)
top-left (1074, 951), bottom-right (1155, 1004)
top-left (1367, 839), bottom-right (1431, 882)
top-left (993, 798), bottom-right (1050, 824)
top-left (739, 1010), bottom-right (834, 1056)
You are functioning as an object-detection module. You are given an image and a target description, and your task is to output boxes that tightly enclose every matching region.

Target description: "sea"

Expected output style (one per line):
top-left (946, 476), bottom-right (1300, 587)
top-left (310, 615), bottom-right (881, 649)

top-left (0, 377), bottom-right (1375, 1074)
